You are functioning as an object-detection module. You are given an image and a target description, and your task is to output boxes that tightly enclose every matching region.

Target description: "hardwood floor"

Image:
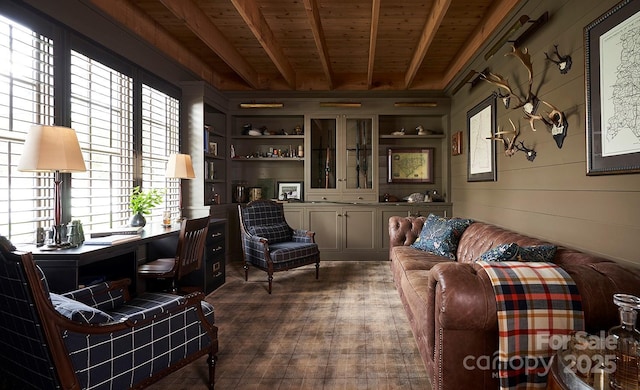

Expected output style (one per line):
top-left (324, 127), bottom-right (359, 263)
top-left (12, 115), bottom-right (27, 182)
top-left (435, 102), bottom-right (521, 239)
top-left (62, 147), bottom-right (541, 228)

top-left (148, 260), bottom-right (431, 389)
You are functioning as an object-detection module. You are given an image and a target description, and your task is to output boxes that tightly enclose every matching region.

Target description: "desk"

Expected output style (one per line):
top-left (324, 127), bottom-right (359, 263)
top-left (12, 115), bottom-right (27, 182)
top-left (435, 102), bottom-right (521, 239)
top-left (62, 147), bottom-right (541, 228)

top-left (20, 218), bottom-right (227, 294)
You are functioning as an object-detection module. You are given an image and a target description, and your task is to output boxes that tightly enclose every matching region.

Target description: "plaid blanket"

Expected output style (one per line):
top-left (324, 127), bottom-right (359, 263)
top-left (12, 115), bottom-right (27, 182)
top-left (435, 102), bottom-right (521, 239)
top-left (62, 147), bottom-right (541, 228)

top-left (477, 261), bottom-right (584, 390)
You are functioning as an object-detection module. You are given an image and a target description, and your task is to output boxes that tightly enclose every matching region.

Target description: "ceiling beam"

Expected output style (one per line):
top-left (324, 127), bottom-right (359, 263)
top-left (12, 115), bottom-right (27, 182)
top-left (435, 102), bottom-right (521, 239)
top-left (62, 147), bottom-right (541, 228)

top-left (367, 0), bottom-right (381, 89)
top-left (404, 0), bottom-right (452, 89)
top-left (157, 0), bottom-right (260, 89)
top-left (84, 0), bottom-right (220, 88)
top-left (302, 0), bottom-right (334, 90)
top-left (230, 0), bottom-right (296, 89)
top-left (442, 0), bottom-right (522, 90)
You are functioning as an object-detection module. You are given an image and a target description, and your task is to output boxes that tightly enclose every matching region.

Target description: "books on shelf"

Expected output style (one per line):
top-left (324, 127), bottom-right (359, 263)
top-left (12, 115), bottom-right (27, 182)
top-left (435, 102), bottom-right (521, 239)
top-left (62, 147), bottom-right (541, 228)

top-left (89, 226), bottom-right (143, 238)
top-left (84, 234), bottom-right (141, 246)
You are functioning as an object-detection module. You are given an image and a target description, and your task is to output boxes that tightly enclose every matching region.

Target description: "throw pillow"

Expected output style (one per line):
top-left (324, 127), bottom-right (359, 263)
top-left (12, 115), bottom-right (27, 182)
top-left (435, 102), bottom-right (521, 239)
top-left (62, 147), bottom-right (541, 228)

top-left (50, 292), bottom-right (114, 324)
top-left (249, 222), bottom-right (292, 244)
top-left (478, 243), bottom-right (557, 262)
top-left (411, 214), bottom-right (474, 260)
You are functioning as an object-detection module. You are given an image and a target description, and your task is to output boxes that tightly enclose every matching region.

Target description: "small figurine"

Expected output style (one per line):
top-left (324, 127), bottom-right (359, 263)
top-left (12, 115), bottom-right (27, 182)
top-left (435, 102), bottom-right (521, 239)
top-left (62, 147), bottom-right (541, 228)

top-left (391, 128), bottom-right (405, 136)
top-left (417, 125), bottom-right (431, 136)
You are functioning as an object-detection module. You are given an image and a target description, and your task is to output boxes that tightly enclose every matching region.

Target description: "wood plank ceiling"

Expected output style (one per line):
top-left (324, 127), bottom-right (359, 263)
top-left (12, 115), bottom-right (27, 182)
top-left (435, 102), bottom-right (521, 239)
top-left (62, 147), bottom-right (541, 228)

top-left (86, 0), bottom-right (522, 92)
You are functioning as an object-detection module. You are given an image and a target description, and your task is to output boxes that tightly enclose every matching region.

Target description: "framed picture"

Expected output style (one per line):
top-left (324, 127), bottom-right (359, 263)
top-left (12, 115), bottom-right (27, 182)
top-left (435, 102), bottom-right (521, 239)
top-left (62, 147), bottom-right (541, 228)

top-left (585, 0), bottom-right (640, 175)
top-left (387, 148), bottom-right (434, 183)
top-left (451, 131), bottom-right (463, 156)
top-left (277, 181), bottom-right (303, 201)
top-left (467, 95), bottom-right (497, 182)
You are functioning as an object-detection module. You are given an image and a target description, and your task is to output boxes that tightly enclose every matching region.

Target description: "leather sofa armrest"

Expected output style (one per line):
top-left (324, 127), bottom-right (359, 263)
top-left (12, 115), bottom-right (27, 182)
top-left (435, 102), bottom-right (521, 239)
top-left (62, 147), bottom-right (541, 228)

top-left (388, 216), bottom-right (426, 248)
top-left (428, 262), bottom-right (497, 331)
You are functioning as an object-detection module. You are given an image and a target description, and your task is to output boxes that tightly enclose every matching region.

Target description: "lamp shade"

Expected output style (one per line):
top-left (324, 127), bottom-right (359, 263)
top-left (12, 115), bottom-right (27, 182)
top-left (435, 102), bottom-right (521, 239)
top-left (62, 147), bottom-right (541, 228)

top-left (17, 125), bottom-right (86, 172)
top-left (165, 153), bottom-right (196, 179)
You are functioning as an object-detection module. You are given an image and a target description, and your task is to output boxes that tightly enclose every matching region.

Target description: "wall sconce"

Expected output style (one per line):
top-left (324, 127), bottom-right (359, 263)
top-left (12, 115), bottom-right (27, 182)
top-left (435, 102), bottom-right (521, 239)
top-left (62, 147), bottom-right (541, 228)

top-left (319, 102), bottom-right (361, 108)
top-left (239, 103), bottom-right (284, 108)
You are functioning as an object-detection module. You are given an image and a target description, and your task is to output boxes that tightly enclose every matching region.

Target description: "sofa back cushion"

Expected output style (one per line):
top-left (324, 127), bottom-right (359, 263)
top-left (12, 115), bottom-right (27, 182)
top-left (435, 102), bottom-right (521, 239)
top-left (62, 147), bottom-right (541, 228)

top-left (456, 222), bottom-right (551, 263)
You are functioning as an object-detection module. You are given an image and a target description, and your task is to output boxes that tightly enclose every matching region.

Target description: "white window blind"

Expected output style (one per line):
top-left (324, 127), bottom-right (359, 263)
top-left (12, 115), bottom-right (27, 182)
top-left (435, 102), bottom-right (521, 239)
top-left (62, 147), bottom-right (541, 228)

top-left (141, 84), bottom-right (179, 224)
top-left (70, 50), bottom-right (134, 232)
top-left (0, 14), bottom-right (54, 243)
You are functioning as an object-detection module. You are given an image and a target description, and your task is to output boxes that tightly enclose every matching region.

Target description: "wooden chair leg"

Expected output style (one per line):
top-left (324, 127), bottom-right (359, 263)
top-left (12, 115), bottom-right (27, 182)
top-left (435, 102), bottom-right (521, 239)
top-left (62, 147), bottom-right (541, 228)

top-left (267, 273), bottom-right (273, 294)
top-left (244, 263), bottom-right (249, 281)
top-left (315, 261), bottom-right (320, 279)
top-left (207, 352), bottom-right (217, 390)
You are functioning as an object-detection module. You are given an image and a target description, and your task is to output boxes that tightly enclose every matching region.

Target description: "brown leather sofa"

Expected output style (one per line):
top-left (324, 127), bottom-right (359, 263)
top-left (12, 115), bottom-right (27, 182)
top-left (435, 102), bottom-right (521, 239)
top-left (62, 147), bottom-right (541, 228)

top-left (388, 216), bottom-right (640, 390)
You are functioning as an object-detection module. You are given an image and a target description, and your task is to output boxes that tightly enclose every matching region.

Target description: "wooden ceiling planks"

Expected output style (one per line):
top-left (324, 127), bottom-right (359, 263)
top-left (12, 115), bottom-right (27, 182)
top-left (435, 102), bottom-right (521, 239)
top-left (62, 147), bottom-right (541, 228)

top-left (106, 0), bottom-right (524, 91)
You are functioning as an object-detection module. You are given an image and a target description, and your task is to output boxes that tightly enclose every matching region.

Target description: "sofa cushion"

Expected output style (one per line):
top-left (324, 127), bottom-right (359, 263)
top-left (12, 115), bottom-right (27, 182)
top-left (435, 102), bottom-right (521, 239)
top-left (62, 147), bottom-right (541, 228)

top-left (478, 243), bottom-right (557, 262)
top-left (411, 214), bottom-right (473, 260)
top-left (50, 292), bottom-right (114, 324)
top-left (249, 222), bottom-right (292, 243)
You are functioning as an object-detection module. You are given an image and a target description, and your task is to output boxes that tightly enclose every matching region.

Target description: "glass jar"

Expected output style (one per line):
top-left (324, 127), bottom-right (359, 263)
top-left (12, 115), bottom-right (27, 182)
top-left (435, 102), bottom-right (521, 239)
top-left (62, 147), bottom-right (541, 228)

top-left (609, 293), bottom-right (640, 390)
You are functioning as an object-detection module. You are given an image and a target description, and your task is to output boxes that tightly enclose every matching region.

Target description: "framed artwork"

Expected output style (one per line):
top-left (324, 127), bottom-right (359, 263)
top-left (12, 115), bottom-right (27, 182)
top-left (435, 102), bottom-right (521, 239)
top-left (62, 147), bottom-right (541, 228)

top-left (451, 131), bottom-right (463, 156)
top-left (467, 95), bottom-right (497, 182)
top-left (585, 0), bottom-right (640, 175)
top-left (387, 148), bottom-right (434, 183)
top-left (277, 181), bottom-right (303, 201)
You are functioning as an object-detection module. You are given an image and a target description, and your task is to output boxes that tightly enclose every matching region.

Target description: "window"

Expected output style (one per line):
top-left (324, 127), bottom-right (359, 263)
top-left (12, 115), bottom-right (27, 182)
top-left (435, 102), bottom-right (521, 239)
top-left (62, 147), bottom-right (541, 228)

top-left (69, 50), bottom-right (134, 232)
top-left (0, 14), bottom-right (54, 243)
top-left (141, 84), bottom-right (180, 224)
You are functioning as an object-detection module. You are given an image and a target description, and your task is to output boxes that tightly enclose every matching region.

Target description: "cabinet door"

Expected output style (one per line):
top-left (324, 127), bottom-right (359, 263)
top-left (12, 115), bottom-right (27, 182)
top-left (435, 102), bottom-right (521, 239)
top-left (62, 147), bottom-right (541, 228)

top-left (308, 117), bottom-right (337, 191)
top-left (307, 208), bottom-right (340, 251)
top-left (283, 207), bottom-right (304, 230)
top-left (342, 208), bottom-right (376, 250)
top-left (343, 117), bottom-right (373, 192)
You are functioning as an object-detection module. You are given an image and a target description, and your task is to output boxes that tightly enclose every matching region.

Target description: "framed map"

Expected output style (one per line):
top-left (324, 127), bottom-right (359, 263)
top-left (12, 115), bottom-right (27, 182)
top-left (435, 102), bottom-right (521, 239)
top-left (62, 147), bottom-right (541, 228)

top-left (387, 148), bottom-right (434, 183)
top-left (585, 0), bottom-right (640, 175)
top-left (467, 95), bottom-right (497, 182)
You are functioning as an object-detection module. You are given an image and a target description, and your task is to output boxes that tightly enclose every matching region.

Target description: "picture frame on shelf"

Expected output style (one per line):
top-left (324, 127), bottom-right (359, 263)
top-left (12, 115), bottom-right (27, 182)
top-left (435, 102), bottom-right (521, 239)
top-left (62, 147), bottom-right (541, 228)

top-left (451, 131), bottom-right (463, 156)
top-left (387, 148), bottom-right (434, 183)
top-left (277, 181), bottom-right (303, 201)
top-left (467, 95), bottom-right (497, 182)
top-left (208, 142), bottom-right (218, 156)
top-left (585, 0), bottom-right (640, 175)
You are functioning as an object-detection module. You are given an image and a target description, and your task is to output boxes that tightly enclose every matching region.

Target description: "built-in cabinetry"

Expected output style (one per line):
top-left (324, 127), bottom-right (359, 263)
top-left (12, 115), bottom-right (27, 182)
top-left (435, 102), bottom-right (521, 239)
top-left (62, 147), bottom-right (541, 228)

top-left (229, 115), bottom-right (304, 201)
top-left (306, 115), bottom-right (377, 202)
top-left (181, 81), bottom-right (229, 218)
top-left (283, 202), bottom-right (451, 260)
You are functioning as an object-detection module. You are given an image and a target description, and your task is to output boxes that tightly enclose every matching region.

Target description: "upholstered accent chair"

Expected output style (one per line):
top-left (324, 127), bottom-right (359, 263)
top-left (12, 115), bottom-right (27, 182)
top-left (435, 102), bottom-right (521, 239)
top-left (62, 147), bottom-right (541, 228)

top-left (238, 200), bottom-right (320, 294)
top-left (138, 216), bottom-right (209, 293)
top-left (0, 245), bottom-right (218, 389)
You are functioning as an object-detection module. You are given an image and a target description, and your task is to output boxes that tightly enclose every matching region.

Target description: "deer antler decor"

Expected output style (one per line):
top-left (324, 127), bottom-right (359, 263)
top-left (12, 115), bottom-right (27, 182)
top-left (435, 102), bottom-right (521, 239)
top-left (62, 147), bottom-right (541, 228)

top-left (476, 45), bottom-right (568, 148)
top-left (487, 118), bottom-right (537, 161)
top-left (544, 44), bottom-right (572, 74)
top-left (479, 46), bottom-right (538, 114)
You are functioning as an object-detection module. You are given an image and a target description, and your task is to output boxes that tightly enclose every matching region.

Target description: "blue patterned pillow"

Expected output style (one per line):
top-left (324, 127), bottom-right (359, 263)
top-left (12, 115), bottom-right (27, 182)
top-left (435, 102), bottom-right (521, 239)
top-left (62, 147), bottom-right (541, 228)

top-left (411, 214), bottom-right (474, 260)
top-left (249, 222), bottom-right (292, 243)
top-left (478, 243), bottom-right (557, 262)
top-left (50, 293), bottom-right (114, 324)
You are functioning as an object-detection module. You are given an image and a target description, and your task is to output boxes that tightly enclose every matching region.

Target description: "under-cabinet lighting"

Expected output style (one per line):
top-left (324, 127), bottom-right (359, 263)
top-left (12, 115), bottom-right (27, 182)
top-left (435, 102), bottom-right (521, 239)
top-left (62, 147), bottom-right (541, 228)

top-left (239, 103), bottom-right (284, 108)
top-left (393, 102), bottom-right (438, 108)
top-left (319, 102), bottom-right (361, 108)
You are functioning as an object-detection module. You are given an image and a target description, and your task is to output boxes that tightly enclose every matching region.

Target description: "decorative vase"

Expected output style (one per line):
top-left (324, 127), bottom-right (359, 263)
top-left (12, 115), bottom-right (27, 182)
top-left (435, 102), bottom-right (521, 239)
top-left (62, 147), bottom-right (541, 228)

top-left (130, 212), bottom-right (146, 227)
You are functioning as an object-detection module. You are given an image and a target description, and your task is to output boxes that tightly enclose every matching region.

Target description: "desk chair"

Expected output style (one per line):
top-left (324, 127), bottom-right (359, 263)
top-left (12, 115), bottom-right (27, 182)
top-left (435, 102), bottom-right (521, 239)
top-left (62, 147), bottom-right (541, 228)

top-left (138, 216), bottom-right (209, 293)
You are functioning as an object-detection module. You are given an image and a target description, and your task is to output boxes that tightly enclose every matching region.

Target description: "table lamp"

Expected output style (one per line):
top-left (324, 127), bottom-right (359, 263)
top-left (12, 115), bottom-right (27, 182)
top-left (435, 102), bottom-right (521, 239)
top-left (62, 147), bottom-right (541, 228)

top-left (18, 125), bottom-right (86, 245)
top-left (165, 153), bottom-right (195, 223)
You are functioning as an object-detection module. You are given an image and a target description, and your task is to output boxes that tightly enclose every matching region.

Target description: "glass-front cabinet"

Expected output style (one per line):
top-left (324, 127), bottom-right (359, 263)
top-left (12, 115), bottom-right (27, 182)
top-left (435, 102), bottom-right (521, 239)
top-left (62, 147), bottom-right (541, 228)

top-left (306, 114), bottom-right (377, 202)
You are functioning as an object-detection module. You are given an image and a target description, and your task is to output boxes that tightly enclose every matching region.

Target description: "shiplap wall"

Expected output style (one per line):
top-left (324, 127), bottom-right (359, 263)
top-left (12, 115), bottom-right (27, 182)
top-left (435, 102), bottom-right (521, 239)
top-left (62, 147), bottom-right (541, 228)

top-left (449, 0), bottom-right (640, 267)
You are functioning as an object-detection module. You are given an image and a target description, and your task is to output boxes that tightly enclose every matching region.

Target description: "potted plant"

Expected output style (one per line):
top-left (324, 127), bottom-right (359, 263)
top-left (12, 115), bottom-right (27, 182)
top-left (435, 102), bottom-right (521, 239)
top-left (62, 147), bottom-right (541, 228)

top-left (129, 186), bottom-right (164, 227)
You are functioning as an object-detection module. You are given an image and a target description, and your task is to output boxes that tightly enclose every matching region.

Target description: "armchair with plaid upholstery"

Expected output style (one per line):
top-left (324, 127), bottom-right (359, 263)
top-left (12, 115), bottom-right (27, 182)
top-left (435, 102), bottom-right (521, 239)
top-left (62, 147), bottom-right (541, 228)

top-left (238, 200), bottom-right (320, 294)
top-left (0, 245), bottom-right (218, 389)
